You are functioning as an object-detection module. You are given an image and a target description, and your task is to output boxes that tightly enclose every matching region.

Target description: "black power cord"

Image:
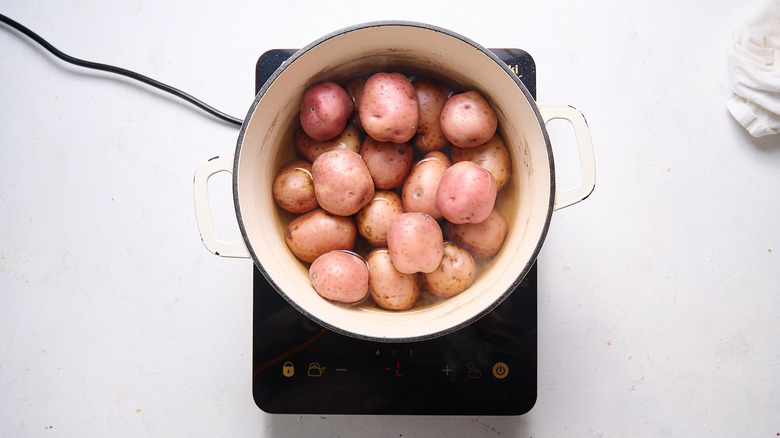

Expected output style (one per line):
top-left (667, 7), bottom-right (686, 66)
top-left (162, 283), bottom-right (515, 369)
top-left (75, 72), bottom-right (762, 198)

top-left (0, 13), bottom-right (243, 127)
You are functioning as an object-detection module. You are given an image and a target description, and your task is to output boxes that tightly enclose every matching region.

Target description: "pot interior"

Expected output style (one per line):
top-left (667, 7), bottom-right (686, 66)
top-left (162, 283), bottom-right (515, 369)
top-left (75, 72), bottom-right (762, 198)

top-left (235, 22), bottom-right (553, 341)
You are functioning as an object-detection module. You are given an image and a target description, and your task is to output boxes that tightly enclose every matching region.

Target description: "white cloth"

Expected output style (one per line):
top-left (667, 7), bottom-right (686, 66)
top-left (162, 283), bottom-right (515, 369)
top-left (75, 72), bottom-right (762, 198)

top-left (727, 0), bottom-right (780, 137)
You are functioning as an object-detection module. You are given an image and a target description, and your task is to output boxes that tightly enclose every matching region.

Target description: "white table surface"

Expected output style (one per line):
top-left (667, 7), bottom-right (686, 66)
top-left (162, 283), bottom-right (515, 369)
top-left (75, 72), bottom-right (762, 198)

top-left (2, 1), bottom-right (778, 436)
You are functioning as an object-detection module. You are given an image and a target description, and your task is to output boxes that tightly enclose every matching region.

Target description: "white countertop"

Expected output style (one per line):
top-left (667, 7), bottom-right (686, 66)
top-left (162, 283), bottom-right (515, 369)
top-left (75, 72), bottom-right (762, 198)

top-left (2, 1), bottom-right (778, 436)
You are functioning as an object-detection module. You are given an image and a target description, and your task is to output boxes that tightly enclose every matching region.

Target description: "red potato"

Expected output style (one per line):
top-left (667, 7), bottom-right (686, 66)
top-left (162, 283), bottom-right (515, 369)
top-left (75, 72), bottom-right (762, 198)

top-left (355, 191), bottom-right (404, 247)
top-left (451, 133), bottom-right (512, 190)
top-left (401, 151), bottom-right (451, 219)
top-left (412, 77), bottom-right (451, 152)
top-left (279, 71), bottom-right (518, 313)
top-left (386, 212), bottom-right (444, 274)
top-left (312, 149), bottom-right (375, 216)
top-left (345, 76), bottom-right (367, 131)
top-left (300, 82), bottom-right (354, 141)
top-left (436, 161), bottom-right (497, 224)
top-left (309, 251), bottom-right (369, 304)
top-left (443, 209), bottom-right (508, 259)
top-left (285, 209), bottom-right (357, 263)
top-left (423, 242), bottom-right (476, 298)
top-left (294, 124), bottom-right (361, 163)
top-left (424, 150), bottom-right (451, 164)
top-left (272, 160), bottom-right (317, 214)
top-left (359, 137), bottom-right (414, 190)
top-left (440, 91), bottom-right (497, 148)
top-left (366, 248), bottom-right (420, 310)
top-left (359, 72), bottom-right (419, 143)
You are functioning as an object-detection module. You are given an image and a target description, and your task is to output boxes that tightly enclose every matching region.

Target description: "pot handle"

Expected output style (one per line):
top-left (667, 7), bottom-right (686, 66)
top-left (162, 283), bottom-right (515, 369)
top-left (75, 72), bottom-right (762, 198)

top-left (538, 104), bottom-right (596, 210)
top-left (193, 151), bottom-right (250, 258)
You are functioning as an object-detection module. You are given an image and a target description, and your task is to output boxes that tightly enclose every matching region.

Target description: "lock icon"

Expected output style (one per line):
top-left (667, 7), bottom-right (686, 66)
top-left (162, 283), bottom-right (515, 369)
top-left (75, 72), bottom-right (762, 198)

top-left (282, 361), bottom-right (295, 377)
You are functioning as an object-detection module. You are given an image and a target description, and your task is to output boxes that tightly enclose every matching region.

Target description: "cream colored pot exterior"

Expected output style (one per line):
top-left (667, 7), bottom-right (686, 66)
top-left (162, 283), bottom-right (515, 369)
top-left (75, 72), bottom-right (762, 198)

top-left (193, 21), bottom-right (595, 342)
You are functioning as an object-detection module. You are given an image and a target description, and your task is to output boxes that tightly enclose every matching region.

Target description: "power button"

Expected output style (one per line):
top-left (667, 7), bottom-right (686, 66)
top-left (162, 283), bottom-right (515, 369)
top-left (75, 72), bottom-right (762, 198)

top-left (492, 362), bottom-right (509, 379)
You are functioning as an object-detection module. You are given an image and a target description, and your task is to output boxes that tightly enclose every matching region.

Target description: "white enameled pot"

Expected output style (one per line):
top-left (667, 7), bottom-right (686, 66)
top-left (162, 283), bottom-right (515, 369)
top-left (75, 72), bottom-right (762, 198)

top-left (193, 21), bottom-right (595, 342)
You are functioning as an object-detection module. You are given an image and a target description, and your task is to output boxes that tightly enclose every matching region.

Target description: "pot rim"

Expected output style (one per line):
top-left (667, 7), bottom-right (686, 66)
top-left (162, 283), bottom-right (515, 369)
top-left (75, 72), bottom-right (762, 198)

top-left (232, 20), bottom-right (556, 343)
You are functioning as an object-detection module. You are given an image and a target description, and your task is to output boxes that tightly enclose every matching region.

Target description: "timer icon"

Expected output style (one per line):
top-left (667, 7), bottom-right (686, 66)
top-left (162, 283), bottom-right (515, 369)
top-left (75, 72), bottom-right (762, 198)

top-left (492, 362), bottom-right (509, 379)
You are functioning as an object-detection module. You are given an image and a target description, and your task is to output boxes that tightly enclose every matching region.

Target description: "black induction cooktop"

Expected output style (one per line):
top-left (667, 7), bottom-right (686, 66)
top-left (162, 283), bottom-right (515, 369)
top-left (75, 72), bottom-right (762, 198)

top-left (252, 48), bottom-right (537, 415)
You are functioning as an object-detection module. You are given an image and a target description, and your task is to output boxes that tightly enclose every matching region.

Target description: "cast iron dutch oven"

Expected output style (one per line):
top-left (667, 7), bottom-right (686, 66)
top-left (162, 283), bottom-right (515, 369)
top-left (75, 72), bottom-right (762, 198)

top-left (194, 21), bottom-right (595, 342)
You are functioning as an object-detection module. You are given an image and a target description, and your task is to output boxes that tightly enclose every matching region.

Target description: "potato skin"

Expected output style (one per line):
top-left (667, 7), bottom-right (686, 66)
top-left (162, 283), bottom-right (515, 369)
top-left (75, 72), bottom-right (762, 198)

top-left (300, 81), bottom-right (354, 141)
top-left (281, 73), bottom-right (518, 312)
top-left (359, 137), bottom-right (414, 190)
top-left (443, 209), bottom-right (508, 259)
top-left (401, 151), bottom-right (451, 219)
top-left (436, 161), bottom-right (497, 224)
top-left (345, 76), bottom-right (367, 131)
top-left (412, 78), bottom-right (451, 152)
top-left (359, 72), bottom-right (419, 143)
top-left (309, 251), bottom-right (369, 304)
top-left (285, 209), bottom-right (357, 263)
top-left (312, 149), bottom-right (375, 216)
top-left (386, 212), bottom-right (444, 274)
top-left (423, 242), bottom-right (476, 298)
top-left (355, 191), bottom-right (404, 247)
top-left (366, 248), bottom-right (420, 310)
top-left (294, 124), bottom-right (361, 163)
top-left (440, 91), bottom-right (497, 148)
top-left (451, 133), bottom-right (511, 190)
top-left (272, 160), bottom-right (317, 214)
